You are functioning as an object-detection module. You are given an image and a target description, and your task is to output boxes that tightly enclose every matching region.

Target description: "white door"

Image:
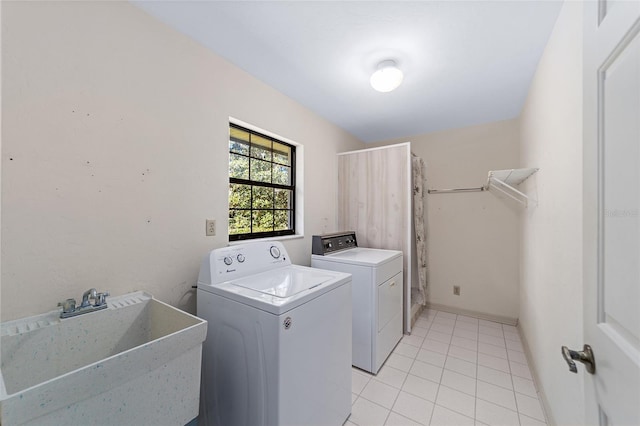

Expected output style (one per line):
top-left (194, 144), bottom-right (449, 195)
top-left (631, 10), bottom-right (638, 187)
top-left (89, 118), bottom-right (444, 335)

top-left (583, 1), bottom-right (640, 424)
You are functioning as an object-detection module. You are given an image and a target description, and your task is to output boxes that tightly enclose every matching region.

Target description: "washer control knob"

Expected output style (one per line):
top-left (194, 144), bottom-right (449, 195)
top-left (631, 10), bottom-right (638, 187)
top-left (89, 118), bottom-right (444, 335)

top-left (237, 254), bottom-right (245, 263)
top-left (270, 246), bottom-right (281, 259)
top-left (223, 256), bottom-right (233, 266)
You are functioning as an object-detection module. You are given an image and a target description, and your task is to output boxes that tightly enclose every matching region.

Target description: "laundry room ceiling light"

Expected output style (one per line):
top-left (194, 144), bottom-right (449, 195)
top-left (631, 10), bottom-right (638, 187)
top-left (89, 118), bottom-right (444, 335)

top-left (370, 60), bottom-right (404, 93)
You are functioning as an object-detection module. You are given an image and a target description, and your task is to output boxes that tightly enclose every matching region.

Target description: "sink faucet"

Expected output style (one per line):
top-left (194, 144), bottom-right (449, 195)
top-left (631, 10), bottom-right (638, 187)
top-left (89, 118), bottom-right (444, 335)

top-left (80, 288), bottom-right (97, 308)
top-left (59, 288), bottom-right (110, 318)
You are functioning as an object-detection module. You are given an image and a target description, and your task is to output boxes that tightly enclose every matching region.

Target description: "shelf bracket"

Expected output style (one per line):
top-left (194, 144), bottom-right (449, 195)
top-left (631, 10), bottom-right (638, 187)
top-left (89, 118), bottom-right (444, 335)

top-left (486, 168), bottom-right (539, 207)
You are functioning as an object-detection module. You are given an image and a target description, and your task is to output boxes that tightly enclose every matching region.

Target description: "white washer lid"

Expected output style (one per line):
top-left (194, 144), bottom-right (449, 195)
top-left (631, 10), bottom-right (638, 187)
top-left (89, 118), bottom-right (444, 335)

top-left (231, 267), bottom-right (338, 298)
top-left (198, 265), bottom-right (351, 315)
top-left (314, 247), bottom-right (402, 267)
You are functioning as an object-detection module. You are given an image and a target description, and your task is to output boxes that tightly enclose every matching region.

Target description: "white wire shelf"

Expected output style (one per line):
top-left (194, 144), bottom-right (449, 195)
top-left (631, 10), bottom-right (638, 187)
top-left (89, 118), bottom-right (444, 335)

top-left (486, 168), bottom-right (539, 207)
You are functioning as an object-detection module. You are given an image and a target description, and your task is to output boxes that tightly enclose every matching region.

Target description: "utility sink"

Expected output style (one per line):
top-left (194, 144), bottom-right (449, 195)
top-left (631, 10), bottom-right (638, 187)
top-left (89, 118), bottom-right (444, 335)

top-left (0, 291), bottom-right (207, 426)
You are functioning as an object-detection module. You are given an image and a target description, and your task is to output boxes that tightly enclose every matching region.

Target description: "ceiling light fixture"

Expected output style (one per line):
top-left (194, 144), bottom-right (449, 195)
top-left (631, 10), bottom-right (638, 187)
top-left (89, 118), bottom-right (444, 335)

top-left (370, 60), bottom-right (404, 93)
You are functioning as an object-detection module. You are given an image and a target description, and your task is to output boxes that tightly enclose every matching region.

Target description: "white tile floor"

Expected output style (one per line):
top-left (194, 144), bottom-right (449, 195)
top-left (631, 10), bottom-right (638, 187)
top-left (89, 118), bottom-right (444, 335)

top-left (346, 309), bottom-right (548, 426)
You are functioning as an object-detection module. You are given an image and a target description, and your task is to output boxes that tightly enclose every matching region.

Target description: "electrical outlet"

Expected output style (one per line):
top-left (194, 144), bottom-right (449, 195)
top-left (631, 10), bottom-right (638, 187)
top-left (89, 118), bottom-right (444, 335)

top-left (453, 285), bottom-right (461, 296)
top-left (206, 219), bottom-right (216, 236)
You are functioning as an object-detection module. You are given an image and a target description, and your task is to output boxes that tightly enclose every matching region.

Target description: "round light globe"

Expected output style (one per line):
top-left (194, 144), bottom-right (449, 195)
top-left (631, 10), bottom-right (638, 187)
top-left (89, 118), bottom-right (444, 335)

top-left (370, 60), bottom-right (404, 93)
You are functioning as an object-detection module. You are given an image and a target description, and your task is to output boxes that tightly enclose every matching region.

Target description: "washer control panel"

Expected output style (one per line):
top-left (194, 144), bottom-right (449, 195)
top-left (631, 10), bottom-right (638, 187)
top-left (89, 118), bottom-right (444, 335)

top-left (312, 232), bottom-right (358, 255)
top-left (199, 241), bottom-right (291, 285)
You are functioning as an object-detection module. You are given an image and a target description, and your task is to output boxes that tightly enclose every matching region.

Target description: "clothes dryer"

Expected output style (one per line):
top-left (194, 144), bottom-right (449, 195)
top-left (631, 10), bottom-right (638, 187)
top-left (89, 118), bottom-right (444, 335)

top-left (312, 232), bottom-right (403, 374)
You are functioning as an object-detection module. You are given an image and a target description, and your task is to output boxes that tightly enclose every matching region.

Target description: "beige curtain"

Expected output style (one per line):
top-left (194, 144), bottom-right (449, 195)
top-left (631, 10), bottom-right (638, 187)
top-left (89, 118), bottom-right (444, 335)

top-left (412, 155), bottom-right (428, 305)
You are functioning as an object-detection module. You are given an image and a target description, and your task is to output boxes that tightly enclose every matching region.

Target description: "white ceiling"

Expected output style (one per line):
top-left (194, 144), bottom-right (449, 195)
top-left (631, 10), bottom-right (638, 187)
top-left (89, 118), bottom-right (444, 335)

top-left (133, 1), bottom-right (563, 143)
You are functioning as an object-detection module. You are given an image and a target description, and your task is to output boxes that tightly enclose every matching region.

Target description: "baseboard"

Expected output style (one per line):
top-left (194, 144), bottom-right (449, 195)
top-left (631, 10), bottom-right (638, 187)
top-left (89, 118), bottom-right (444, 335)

top-left (424, 303), bottom-right (519, 326)
top-left (517, 323), bottom-right (555, 426)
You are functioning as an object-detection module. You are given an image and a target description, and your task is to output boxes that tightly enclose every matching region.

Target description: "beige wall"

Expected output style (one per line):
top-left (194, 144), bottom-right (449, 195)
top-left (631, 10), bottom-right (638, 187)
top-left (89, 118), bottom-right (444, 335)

top-left (519, 1), bottom-right (584, 425)
top-left (372, 119), bottom-right (521, 320)
top-left (1, 1), bottom-right (363, 321)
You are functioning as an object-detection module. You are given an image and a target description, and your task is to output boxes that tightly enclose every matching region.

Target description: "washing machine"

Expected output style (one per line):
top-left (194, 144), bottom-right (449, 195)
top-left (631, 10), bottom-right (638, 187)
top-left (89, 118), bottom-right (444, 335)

top-left (311, 232), bottom-right (403, 374)
top-left (197, 241), bottom-right (352, 426)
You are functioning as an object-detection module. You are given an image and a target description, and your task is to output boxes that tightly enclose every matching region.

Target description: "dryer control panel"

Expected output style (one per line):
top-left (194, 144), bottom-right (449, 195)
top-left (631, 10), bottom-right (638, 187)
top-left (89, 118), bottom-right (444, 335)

top-left (312, 232), bottom-right (358, 255)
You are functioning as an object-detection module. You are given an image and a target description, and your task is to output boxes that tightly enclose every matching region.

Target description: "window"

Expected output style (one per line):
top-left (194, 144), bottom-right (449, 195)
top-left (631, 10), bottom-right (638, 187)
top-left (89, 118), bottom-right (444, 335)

top-left (228, 123), bottom-right (296, 241)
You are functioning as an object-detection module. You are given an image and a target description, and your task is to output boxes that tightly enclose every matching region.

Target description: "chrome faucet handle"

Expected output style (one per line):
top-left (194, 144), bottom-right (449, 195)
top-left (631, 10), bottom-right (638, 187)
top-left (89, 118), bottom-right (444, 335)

top-left (80, 288), bottom-right (97, 308)
top-left (58, 298), bottom-right (76, 313)
top-left (95, 291), bottom-right (110, 306)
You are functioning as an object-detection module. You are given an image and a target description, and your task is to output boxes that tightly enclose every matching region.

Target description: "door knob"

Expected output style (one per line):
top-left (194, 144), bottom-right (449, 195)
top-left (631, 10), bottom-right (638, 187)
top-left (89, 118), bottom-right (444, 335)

top-left (561, 344), bottom-right (595, 374)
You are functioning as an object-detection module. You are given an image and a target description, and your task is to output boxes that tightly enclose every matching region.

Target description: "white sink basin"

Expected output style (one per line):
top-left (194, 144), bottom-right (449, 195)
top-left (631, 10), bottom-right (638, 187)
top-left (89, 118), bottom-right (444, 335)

top-left (0, 291), bottom-right (207, 426)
